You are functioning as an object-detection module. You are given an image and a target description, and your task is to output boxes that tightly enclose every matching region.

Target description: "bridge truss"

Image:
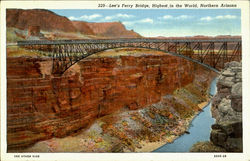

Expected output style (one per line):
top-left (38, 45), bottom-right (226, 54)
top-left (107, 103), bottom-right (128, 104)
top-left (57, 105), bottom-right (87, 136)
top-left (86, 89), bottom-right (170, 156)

top-left (17, 39), bottom-right (242, 75)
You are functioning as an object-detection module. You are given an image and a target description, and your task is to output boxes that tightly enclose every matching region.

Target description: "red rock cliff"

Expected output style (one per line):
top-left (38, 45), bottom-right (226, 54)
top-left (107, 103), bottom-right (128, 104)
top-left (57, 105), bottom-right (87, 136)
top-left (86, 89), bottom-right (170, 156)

top-left (7, 9), bottom-right (77, 32)
top-left (7, 9), bottom-right (142, 38)
top-left (8, 54), bottom-right (197, 150)
top-left (72, 21), bottom-right (94, 35)
top-left (87, 22), bottom-right (141, 38)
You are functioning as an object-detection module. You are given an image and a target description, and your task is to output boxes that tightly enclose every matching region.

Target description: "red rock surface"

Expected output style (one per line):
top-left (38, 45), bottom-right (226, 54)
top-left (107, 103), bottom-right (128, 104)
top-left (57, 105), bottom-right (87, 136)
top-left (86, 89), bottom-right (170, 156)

top-left (72, 21), bottom-right (94, 35)
top-left (7, 9), bottom-right (142, 39)
top-left (28, 26), bottom-right (40, 36)
top-left (7, 9), bottom-right (77, 32)
top-left (87, 22), bottom-right (141, 38)
top-left (7, 54), bottom-right (196, 150)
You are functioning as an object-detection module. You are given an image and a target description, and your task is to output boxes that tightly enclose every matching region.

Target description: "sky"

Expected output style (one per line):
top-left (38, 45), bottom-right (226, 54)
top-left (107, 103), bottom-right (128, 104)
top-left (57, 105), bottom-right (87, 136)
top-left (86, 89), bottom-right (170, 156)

top-left (50, 9), bottom-right (241, 37)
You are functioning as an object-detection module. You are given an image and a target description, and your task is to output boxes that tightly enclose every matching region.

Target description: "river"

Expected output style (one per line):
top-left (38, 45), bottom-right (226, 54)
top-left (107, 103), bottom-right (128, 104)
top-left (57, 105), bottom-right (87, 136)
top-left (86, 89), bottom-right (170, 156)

top-left (153, 78), bottom-right (217, 152)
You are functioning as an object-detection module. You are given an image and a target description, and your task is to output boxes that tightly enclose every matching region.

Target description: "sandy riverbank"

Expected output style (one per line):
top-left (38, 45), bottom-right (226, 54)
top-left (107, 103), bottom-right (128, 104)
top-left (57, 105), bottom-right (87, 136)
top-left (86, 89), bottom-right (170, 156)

top-left (135, 135), bottom-right (177, 152)
top-left (134, 101), bottom-right (209, 152)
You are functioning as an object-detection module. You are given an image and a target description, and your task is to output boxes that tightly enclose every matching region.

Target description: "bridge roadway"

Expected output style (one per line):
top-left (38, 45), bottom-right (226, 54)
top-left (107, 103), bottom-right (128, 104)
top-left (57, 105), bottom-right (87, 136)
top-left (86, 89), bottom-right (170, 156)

top-left (17, 38), bottom-right (241, 45)
top-left (17, 38), bottom-right (242, 75)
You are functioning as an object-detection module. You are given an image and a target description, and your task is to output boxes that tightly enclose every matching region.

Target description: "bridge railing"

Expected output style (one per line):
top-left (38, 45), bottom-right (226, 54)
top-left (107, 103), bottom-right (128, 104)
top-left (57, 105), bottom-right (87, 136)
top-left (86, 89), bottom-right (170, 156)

top-left (17, 38), bottom-right (242, 45)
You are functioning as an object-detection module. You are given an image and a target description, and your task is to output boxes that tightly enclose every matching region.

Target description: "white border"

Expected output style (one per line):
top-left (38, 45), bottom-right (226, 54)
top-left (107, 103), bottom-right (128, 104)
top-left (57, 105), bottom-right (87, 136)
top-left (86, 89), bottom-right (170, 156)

top-left (1, 1), bottom-right (250, 161)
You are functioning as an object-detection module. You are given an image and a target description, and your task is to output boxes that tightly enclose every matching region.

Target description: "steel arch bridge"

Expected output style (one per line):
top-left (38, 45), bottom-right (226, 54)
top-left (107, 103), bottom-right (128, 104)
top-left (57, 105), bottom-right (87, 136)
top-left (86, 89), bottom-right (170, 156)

top-left (17, 38), bottom-right (242, 75)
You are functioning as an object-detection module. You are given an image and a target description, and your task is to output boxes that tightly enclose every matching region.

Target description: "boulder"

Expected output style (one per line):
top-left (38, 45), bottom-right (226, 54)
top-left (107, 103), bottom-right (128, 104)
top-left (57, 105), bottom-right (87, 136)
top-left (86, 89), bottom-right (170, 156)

top-left (235, 72), bottom-right (242, 79)
top-left (210, 121), bottom-right (242, 152)
top-left (231, 82), bottom-right (242, 112)
top-left (219, 121), bottom-right (242, 136)
top-left (224, 61), bottom-right (241, 68)
top-left (190, 141), bottom-right (226, 152)
top-left (231, 67), bottom-right (242, 73)
top-left (225, 138), bottom-right (243, 152)
top-left (218, 76), bottom-right (234, 88)
top-left (222, 69), bottom-right (235, 77)
top-left (231, 82), bottom-right (242, 98)
top-left (218, 98), bottom-right (231, 115)
top-left (210, 129), bottom-right (227, 146)
top-left (231, 98), bottom-right (242, 112)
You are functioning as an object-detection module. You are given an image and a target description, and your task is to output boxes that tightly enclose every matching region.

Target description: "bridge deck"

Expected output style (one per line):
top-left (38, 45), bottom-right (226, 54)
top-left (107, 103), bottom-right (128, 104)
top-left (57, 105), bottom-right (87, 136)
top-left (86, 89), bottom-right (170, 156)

top-left (17, 38), bottom-right (242, 45)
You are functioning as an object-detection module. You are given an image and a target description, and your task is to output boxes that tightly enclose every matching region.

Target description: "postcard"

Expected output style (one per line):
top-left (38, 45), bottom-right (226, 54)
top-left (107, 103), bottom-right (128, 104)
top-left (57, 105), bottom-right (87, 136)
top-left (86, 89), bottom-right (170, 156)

top-left (1, 0), bottom-right (250, 161)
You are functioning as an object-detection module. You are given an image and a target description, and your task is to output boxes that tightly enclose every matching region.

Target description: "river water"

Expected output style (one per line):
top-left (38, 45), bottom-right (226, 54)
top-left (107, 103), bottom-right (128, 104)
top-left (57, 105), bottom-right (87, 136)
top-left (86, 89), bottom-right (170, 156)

top-left (153, 78), bottom-right (217, 152)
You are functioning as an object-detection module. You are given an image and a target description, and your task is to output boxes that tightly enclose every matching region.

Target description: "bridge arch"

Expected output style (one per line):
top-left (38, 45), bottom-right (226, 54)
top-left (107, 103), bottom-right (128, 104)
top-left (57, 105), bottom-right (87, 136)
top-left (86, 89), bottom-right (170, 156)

top-left (59, 47), bottom-right (220, 75)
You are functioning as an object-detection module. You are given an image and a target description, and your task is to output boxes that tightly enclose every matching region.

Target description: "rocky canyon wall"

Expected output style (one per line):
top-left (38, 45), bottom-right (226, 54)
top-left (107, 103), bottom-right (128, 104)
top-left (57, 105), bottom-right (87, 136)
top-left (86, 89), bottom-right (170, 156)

top-left (7, 53), bottom-right (211, 150)
top-left (210, 61), bottom-right (242, 152)
top-left (190, 61), bottom-right (242, 152)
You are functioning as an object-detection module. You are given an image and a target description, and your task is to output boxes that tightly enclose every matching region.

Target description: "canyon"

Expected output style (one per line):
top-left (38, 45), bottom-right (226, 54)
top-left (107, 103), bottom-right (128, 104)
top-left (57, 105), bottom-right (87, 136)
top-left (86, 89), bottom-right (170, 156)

top-left (6, 8), bottom-right (242, 153)
top-left (7, 48), bottom-right (216, 152)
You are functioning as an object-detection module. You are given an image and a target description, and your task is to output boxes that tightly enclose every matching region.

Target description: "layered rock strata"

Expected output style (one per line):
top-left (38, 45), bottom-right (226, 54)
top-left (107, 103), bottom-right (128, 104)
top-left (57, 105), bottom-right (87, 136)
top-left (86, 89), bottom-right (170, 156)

top-left (7, 52), bottom-right (214, 151)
